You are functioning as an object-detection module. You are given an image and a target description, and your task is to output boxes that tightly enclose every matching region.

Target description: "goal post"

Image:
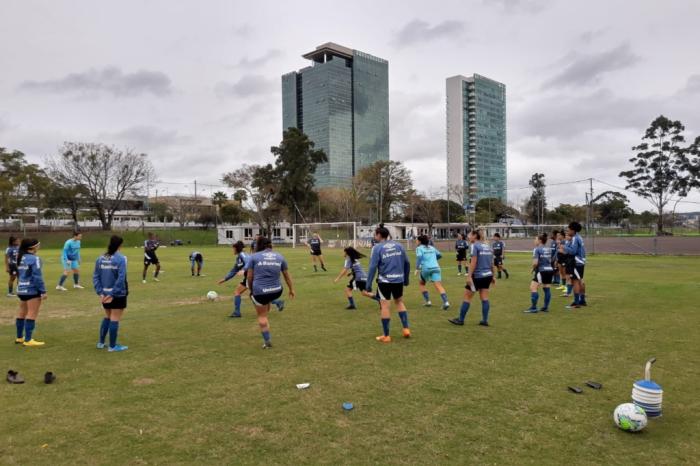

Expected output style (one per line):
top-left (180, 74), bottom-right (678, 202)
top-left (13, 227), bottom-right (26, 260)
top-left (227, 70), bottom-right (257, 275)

top-left (292, 222), bottom-right (357, 249)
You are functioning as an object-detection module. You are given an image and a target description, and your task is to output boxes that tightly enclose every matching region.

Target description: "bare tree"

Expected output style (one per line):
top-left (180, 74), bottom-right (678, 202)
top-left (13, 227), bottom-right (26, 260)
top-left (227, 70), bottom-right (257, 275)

top-left (48, 142), bottom-right (154, 230)
top-left (222, 164), bottom-right (281, 235)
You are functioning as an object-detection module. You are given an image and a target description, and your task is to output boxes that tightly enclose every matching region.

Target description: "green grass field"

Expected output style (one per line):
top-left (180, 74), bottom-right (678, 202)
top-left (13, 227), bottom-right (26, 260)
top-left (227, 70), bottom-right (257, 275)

top-left (1, 246), bottom-right (699, 465)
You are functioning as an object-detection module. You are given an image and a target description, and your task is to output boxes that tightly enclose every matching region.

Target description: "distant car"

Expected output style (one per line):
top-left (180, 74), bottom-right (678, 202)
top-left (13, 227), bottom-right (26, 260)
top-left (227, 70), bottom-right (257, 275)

top-left (170, 239), bottom-right (184, 246)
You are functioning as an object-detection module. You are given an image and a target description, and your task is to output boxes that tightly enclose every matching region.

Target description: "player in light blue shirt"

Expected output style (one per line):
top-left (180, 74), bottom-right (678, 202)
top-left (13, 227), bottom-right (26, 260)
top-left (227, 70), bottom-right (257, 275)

top-left (414, 235), bottom-right (450, 310)
top-left (524, 233), bottom-right (554, 313)
top-left (246, 237), bottom-right (295, 349)
top-left (560, 221), bottom-right (587, 309)
top-left (449, 230), bottom-right (496, 327)
top-left (5, 236), bottom-right (20, 296)
top-left (57, 231), bottom-right (83, 291)
top-left (333, 247), bottom-right (368, 310)
top-left (93, 235), bottom-right (129, 352)
top-left (362, 225), bottom-right (411, 343)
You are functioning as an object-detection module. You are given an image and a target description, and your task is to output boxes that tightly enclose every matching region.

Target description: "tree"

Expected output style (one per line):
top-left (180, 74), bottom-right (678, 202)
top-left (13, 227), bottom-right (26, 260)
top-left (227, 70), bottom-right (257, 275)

top-left (220, 203), bottom-right (247, 224)
top-left (211, 191), bottom-right (228, 208)
top-left (0, 148), bottom-right (52, 223)
top-left (148, 202), bottom-right (172, 222)
top-left (474, 197), bottom-right (518, 224)
top-left (46, 180), bottom-right (88, 224)
top-left (525, 173), bottom-right (546, 224)
top-left (547, 204), bottom-right (587, 224)
top-left (412, 192), bottom-right (442, 232)
top-left (269, 127), bottom-right (327, 222)
top-left (222, 164), bottom-right (281, 235)
top-left (48, 142), bottom-right (154, 230)
top-left (355, 160), bottom-right (413, 223)
top-left (592, 191), bottom-right (633, 226)
top-left (619, 116), bottom-right (698, 233)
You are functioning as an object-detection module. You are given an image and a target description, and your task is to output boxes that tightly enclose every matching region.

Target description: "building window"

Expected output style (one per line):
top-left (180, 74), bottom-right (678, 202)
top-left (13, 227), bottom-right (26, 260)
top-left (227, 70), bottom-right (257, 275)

top-left (244, 228), bottom-right (253, 238)
top-left (286, 228), bottom-right (293, 238)
top-left (225, 230), bottom-right (233, 239)
top-left (273, 228), bottom-right (281, 237)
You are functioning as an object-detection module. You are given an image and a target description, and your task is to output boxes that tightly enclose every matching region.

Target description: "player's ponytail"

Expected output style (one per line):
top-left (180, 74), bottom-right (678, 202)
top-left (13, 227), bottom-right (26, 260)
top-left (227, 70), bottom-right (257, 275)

top-left (17, 238), bottom-right (39, 265)
top-left (417, 235), bottom-right (430, 246)
top-left (538, 232), bottom-right (548, 244)
top-left (470, 230), bottom-right (482, 241)
top-left (375, 225), bottom-right (390, 239)
top-left (568, 221), bottom-right (582, 233)
top-left (233, 241), bottom-right (245, 254)
top-left (257, 236), bottom-right (272, 251)
top-left (344, 247), bottom-right (365, 262)
top-left (8, 236), bottom-right (17, 247)
top-left (107, 235), bottom-right (124, 256)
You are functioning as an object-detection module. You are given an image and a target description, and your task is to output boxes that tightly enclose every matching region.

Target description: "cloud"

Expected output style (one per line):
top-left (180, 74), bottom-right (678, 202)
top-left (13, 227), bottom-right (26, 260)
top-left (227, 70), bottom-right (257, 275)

top-left (391, 20), bottom-right (465, 48)
top-left (19, 67), bottom-right (172, 98)
top-left (215, 75), bottom-right (277, 98)
top-left (485, 0), bottom-right (548, 14)
top-left (98, 125), bottom-right (187, 151)
top-left (232, 49), bottom-right (283, 68)
top-left (543, 43), bottom-right (641, 89)
top-left (0, 118), bottom-right (8, 133)
top-left (678, 74), bottom-right (700, 96)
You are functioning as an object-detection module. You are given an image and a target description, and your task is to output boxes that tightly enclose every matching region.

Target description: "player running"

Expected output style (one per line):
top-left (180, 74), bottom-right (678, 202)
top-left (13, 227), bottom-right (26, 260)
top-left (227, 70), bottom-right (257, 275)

top-left (449, 230), bottom-right (495, 327)
top-left (333, 247), bottom-right (368, 310)
top-left (15, 238), bottom-right (47, 346)
top-left (307, 233), bottom-right (327, 272)
top-left (56, 231), bottom-right (83, 291)
top-left (5, 236), bottom-right (20, 297)
top-left (455, 233), bottom-right (469, 276)
top-left (189, 251), bottom-right (204, 276)
top-left (560, 222), bottom-right (587, 309)
top-left (246, 237), bottom-right (295, 349)
top-left (524, 233), bottom-right (554, 313)
top-left (415, 235), bottom-right (450, 310)
top-left (142, 232), bottom-right (161, 283)
top-left (93, 235), bottom-right (129, 352)
top-left (491, 233), bottom-right (509, 279)
top-left (362, 225), bottom-right (411, 343)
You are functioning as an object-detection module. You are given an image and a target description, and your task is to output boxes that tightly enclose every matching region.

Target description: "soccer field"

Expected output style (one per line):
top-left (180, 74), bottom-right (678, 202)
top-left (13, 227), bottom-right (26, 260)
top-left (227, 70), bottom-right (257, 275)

top-left (1, 246), bottom-right (699, 465)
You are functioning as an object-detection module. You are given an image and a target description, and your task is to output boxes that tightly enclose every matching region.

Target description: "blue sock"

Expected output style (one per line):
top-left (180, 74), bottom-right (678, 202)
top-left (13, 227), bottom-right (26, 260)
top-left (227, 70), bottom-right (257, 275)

top-left (58, 275), bottom-right (67, 286)
top-left (459, 301), bottom-right (470, 321)
top-left (481, 300), bottom-right (490, 323)
top-left (8, 284), bottom-right (13, 294)
top-left (262, 330), bottom-right (270, 342)
top-left (24, 319), bottom-right (36, 341)
top-left (566, 284), bottom-right (573, 295)
top-left (458, 265), bottom-right (462, 273)
top-left (543, 288), bottom-right (551, 308)
top-left (15, 318), bottom-right (25, 339)
top-left (530, 292), bottom-right (539, 309)
top-left (440, 293), bottom-right (448, 304)
top-left (234, 295), bottom-right (241, 313)
top-left (73, 273), bottom-right (80, 285)
top-left (99, 318), bottom-right (110, 344)
top-left (574, 293), bottom-right (580, 305)
top-left (422, 291), bottom-right (430, 302)
top-left (580, 293), bottom-right (586, 303)
top-left (381, 318), bottom-right (390, 336)
top-left (398, 311), bottom-right (409, 328)
top-left (108, 321), bottom-right (119, 348)
top-left (348, 296), bottom-right (355, 307)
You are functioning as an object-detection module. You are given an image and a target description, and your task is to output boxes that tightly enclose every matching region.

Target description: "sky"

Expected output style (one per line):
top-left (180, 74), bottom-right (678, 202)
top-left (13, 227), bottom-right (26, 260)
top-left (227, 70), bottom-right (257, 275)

top-left (1, 0), bottom-right (699, 212)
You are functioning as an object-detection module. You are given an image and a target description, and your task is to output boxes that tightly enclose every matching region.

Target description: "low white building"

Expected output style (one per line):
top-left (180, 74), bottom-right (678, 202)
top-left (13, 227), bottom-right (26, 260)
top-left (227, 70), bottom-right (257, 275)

top-left (217, 223), bottom-right (295, 245)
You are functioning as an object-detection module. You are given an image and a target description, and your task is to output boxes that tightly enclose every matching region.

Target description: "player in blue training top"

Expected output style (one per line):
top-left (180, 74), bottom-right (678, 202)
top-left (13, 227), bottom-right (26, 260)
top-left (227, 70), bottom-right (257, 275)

top-left (455, 233), bottom-right (469, 276)
top-left (93, 235), bottom-right (129, 352)
top-left (307, 232), bottom-right (327, 272)
top-left (362, 225), bottom-right (411, 343)
top-left (189, 251), bottom-right (204, 276)
top-left (56, 231), bottom-right (83, 291)
top-left (142, 232), bottom-right (161, 283)
top-left (414, 235), bottom-right (450, 310)
top-left (560, 221), bottom-right (587, 309)
top-left (333, 247), bottom-right (368, 310)
top-left (556, 230), bottom-right (570, 294)
top-left (246, 237), bottom-right (295, 349)
top-left (524, 233), bottom-right (554, 313)
top-left (550, 230), bottom-right (561, 287)
top-left (449, 230), bottom-right (496, 327)
top-left (5, 236), bottom-right (20, 297)
top-left (15, 238), bottom-right (47, 346)
top-left (491, 233), bottom-right (509, 279)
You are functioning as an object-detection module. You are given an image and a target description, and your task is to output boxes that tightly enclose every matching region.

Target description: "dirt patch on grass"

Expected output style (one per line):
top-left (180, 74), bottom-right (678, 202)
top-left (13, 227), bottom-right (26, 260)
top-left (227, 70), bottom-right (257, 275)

top-left (132, 377), bottom-right (156, 386)
top-left (0, 304), bottom-right (96, 325)
top-left (232, 425), bottom-right (265, 438)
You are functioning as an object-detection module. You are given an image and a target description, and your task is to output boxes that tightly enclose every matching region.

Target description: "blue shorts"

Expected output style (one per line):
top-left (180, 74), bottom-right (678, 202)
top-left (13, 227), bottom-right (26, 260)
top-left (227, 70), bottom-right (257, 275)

top-left (62, 259), bottom-right (79, 270)
top-left (420, 268), bottom-right (442, 283)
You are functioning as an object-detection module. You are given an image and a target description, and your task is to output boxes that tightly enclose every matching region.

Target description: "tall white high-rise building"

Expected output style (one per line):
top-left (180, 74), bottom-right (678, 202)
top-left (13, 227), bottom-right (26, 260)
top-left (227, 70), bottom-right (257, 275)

top-left (446, 74), bottom-right (506, 209)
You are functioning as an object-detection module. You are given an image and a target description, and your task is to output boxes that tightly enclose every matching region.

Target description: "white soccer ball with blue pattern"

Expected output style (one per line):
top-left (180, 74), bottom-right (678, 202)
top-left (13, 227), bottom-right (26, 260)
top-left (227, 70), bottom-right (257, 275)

top-left (613, 403), bottom-right (647, 432)
top-left (206, 291), bottom-right (218, 301)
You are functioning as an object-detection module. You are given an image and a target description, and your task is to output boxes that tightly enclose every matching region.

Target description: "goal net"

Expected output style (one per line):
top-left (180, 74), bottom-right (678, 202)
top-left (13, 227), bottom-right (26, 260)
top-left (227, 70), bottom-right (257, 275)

top-left (292, 222), bottom-right (357, 249)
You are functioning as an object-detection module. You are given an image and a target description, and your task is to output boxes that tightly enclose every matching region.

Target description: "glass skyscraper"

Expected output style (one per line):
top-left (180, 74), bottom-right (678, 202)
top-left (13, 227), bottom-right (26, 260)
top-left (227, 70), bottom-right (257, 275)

top-left (282, 42), bottom-right (389, 188)
top-left (446, 74), bottom-right (506, 208)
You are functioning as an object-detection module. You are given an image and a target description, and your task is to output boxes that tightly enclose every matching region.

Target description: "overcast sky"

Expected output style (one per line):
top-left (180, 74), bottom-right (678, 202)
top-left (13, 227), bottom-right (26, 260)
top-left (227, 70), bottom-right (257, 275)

top-left (1, 0), bottom-right (699, 212)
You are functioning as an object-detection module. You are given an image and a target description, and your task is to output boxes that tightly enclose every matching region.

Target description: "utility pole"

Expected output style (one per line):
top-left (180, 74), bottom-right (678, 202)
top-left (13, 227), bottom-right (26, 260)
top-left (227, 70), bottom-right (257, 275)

top-left (194, 179), bottom-right (197, 200)
top-left (589, 177), bottom-right (594, 254)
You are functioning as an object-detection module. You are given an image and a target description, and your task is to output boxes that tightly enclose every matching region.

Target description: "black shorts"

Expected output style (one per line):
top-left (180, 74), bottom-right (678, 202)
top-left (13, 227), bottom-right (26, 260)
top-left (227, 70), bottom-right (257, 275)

top-left (347, 279), bottom-right (367, 291)
top-left (532, 270), bottom-right (554, 285)
top-left (8, 264), bottom-right (18, 276)
top-left (144, 252), bottom-right (160, 266)
top-left (18, 294), bottom-right (41, 301)
top-left (192, 254), bottom-right (203, 263)
top-left (466, 276), bottom-right (492, 292)
top-left (494, 256), bottom-right (503, 267)
top-left (251, 290), bottom-right (283, 306)
top-left (456, 251), bottom-right (467, 261)
top-left (310, 250), bottom-right (322, 257)
top-left (103, 296), bottom-right (128, 309)
top-left (564, 259), bottom-right (576, 276)
top-left (239, 277), bottom-right (248, 289)
top-left (572, 264), bottom-right (585, 280)
top-left (377, 282), bottom-right (404, 300)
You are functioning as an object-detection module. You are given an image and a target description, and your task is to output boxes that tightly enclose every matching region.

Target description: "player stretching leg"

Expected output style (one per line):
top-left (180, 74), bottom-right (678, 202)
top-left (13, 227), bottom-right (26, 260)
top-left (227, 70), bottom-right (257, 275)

top-left (449, 230), bottom-right (495, 327)
top-left (524, 233), bottom-right (554, 313)
top-left (333, 247), bottom-right (368, 310)
top-left (414, 235), bottom-right (450, 310)
top-left (189, 251), bottom-right (204, 276)
top-left (246, 237), bottom-right (295, 349)
top-left (363, 225), bottom-right (411, 343)
top-left (93, 235), bottom-right (129, 352)
top-left (142, 232), bottom-right (161, 283)
top-left (307, 233), bottom-right (327, 272)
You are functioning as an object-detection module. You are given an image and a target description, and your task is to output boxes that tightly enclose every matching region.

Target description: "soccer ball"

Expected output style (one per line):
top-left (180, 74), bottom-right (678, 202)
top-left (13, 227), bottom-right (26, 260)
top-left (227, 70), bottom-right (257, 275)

top-left (206, 291), bottom-right (218, 301)
top-left (613, 403), bottom-right (647, 432)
